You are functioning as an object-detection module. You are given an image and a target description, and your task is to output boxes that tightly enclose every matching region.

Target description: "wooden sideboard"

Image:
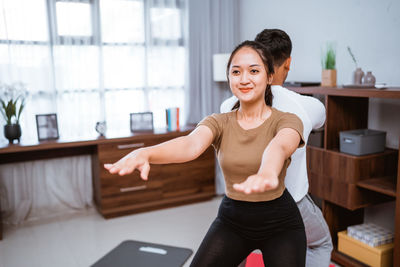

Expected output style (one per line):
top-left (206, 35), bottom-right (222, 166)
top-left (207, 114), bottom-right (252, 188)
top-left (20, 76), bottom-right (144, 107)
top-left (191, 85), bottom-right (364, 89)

top-left (93, 131), bottom-right (215, 218)
top-left (288, 86), bottom-right (400, 267)
top-left (0, 126), bottom-right (216, 239)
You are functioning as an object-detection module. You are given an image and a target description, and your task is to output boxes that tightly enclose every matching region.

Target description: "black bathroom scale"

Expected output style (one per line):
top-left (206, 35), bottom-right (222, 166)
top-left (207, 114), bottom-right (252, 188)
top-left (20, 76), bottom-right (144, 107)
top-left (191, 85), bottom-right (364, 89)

top-left (91, 240), bottom-right (193, 267)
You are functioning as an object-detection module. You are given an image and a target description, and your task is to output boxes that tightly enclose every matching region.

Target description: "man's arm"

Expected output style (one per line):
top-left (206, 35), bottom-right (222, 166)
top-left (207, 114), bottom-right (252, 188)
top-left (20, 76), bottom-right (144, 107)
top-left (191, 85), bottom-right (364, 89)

top-left (221, 93), bottom-right (325, 130)
top-left (302, 95), bottom-right (326, 129)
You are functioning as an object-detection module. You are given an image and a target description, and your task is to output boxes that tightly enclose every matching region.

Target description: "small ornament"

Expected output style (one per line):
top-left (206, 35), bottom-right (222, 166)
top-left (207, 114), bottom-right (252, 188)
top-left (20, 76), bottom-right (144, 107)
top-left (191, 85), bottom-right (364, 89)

top-left (95, 121), bottom-right (107, 136)
top-left (363, 71), bottom-right (376, 86)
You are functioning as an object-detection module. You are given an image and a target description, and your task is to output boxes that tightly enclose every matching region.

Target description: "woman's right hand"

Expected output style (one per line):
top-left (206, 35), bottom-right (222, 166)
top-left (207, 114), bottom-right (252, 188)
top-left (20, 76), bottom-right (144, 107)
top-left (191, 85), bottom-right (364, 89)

top-left (104, 148), bottom-right (151, 180)
top-left (233, 173), bottom-right (279, 194)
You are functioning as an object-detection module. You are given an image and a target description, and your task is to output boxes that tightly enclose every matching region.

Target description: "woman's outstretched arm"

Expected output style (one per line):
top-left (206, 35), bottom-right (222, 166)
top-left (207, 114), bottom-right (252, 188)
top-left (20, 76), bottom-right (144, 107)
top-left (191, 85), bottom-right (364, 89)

top-left (104, 125), bottom-right (213, 180)
top-left (233, 127), bottom-right (301, 194)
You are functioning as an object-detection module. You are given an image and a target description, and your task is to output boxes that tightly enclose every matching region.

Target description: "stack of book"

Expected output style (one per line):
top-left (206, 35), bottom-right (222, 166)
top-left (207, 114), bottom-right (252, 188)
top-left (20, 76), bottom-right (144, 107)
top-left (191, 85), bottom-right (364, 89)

top-left (166, 107), bottom-right (180, 131)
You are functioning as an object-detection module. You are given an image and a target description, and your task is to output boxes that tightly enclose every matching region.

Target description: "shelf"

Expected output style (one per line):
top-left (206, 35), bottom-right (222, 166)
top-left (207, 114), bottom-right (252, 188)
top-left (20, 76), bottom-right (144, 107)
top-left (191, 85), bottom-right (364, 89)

top-left (0, 127), bottom-right (195, 164)
top-left (331, 249), bottom-right (368, 267)
top-left (357, 176), bottom-right (397, 197)
top-left (307, 146), bottom-right (398, 210)
top-left (296, 86), bottom-right (400, 266)
top-left (308, 146), bottom-right (398, 159)
top-left (287, 86), bottom-right (400, 99)
top-left (0, 125), bottom-right (196, 154)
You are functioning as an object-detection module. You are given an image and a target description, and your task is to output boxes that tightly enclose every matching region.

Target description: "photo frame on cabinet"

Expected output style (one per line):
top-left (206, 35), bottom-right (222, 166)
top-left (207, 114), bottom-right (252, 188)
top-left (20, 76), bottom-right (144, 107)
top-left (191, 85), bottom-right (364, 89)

top-left (130, 112), bottom-right (154, 133)
top-left (36, 113), bottom-right (59, 141)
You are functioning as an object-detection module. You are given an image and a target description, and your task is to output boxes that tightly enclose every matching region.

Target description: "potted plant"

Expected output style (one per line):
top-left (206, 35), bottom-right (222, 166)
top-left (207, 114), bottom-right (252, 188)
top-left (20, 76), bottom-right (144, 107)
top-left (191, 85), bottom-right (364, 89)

top-left (321, 42), bottom-right (337, 87)
top-left (0, 83), bottom-right (27, 143)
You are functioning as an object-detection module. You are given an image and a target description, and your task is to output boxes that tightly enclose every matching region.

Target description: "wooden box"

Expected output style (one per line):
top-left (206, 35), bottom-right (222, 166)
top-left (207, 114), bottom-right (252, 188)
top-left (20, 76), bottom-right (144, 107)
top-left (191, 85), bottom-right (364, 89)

top-left (338, 231), bottom-right (393, 267)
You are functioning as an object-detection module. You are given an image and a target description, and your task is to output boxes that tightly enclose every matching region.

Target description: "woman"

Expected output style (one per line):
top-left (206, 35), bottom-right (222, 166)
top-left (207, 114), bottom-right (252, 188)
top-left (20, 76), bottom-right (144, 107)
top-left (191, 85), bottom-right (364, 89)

top-left (104, 40), bottom-right (306, 266)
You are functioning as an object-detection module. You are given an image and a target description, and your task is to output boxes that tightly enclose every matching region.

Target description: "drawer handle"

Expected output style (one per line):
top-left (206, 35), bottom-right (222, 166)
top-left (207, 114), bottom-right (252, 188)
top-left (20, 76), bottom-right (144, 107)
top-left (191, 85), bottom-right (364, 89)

top-left (120, 185), bottom-right (147, 192)
top-left (343, 138), bottom-right (354, 144)
top-left (117, 143), bottom-right (145, 150)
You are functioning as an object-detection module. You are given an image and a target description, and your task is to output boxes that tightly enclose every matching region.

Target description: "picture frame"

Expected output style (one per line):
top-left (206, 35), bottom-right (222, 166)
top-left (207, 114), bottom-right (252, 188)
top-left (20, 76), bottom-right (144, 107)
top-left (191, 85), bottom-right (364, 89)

top-left (35, 113), bottom-right (59, 141)
top-left (130, 112), bottom-right (154, 133)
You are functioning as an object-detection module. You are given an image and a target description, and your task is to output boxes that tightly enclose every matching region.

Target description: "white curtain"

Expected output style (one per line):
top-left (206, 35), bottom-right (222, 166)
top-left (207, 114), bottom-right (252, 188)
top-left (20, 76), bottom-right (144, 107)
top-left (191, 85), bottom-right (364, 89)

top-left (0, 155), bottom-right (92, 225)
top-left (186, 0), bottom-right (239, 123)
top-left (0, 0), bottom-right (187, 140)
top-left (0, 0), bottom-right (187, 224)
top-left (187, 0), bottom-right (239, 194)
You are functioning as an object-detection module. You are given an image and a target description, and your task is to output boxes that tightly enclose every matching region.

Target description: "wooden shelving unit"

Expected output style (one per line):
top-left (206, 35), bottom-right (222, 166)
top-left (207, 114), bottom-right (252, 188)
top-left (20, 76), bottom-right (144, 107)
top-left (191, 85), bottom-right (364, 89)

top-left (288, 86), bottom-right (400, 267)
top-left (357, 176), bottom-right (397, 198)
top-left (330, 250), bottom-right (368, 267)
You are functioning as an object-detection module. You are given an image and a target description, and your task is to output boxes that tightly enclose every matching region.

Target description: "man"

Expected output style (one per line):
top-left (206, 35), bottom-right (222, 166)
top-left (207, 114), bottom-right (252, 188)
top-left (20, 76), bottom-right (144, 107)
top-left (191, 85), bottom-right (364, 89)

top-left (220, 29), bottom-right (333, 267)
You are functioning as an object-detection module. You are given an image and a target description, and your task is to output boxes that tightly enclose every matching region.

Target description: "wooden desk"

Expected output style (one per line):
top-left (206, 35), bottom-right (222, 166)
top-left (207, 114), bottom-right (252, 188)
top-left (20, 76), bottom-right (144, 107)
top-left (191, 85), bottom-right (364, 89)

top-left (287, 86), bottom-right (400, 267)
top-left (0, 126), bottom-right (216, 240)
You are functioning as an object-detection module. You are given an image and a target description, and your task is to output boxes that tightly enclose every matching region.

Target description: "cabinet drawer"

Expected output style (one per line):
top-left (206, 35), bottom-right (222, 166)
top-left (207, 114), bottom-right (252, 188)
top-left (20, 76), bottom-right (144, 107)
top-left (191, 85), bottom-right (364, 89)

top-left (101, 187), bottom-right (163, 209)
top-left (100, 175), bottom-right (163, 197)
top-left (99, 163), bottom-right (164, 180)
top-left (159, 158), bottom-right (215, 198)
top-left (98, 136), bottom-right (171, 162)
top-left (92, 131), bottom-right (216, 219)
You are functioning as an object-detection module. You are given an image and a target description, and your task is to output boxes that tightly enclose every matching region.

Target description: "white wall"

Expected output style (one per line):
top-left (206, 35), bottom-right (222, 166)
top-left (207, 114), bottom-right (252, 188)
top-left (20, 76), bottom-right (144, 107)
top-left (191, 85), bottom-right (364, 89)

top-left (238, 0), bottom-right (400, 148)
top-left (238, 0), bottom-right (400, 228)
top-left (238, 0), bottom-right (400, 86)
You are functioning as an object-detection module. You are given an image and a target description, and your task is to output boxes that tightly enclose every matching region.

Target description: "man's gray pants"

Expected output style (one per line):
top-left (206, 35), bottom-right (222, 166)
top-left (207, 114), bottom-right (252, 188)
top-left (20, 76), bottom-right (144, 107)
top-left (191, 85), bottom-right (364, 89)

top-left (297, 194), bottom-right (333, 267)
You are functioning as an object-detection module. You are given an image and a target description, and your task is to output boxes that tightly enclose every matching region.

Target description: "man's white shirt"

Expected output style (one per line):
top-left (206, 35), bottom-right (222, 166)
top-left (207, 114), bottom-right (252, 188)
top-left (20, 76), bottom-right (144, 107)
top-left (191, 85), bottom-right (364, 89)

top-left (220, 85), bottom-right (326, 202)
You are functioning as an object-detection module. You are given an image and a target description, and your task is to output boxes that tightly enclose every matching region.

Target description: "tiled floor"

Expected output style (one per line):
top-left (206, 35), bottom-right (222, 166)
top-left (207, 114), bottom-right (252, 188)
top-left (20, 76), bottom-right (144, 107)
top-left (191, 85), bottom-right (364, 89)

top-left (0, 197), bottom-right (340, 267)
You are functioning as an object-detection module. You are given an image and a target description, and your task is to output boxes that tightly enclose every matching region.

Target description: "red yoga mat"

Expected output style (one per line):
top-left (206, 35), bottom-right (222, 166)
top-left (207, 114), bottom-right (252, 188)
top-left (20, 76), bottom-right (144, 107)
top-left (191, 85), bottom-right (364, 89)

top-left (245, 252), bottom-right (264, 267)
top-left (245, 252), bottom-right (338, 267)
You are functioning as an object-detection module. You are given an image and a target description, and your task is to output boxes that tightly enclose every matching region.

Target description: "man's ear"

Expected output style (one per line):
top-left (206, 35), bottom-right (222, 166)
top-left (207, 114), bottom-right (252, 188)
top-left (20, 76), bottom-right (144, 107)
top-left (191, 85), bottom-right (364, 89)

top-left (268, 75), bottom-right (273, 84)
top-left (285, 57), bottom-right (292, 71)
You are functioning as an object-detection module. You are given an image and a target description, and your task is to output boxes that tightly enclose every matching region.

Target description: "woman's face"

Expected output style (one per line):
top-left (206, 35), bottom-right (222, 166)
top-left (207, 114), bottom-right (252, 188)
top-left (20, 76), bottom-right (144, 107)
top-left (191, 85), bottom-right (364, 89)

top-left (228, 47), bottom-right (270, 105)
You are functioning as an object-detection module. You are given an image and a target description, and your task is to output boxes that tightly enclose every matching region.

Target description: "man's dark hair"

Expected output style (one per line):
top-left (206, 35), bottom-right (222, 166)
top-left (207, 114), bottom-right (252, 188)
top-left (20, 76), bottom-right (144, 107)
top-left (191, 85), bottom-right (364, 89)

top-left (255, 29), bottom-right (292, 67)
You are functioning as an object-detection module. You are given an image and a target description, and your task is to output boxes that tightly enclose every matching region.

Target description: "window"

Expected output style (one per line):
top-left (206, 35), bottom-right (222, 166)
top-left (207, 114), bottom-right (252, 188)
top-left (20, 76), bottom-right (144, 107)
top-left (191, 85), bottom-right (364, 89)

top-left (0, 0), bottom-right (186, 140)
top-left (56, 1), bottom-right (92, 37)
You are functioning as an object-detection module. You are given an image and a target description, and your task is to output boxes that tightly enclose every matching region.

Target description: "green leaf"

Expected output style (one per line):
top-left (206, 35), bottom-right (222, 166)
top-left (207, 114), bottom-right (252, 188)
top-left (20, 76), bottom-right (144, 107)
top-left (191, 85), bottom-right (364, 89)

top-left (10, 100), bottom-right (16, 122)
top-left (347, 46), bottom-right (357, 68)
top-left (2, 99), bottom-right (16, 124)
top-left (322, 43), bottom-right (336, 70)
top-left (6, 101), bottom-right (12, 116)
top-left (16, 99), bottom-right (25, 123)
top-left (1, 85), bottom-right (27, 125)
top-left (0, 99), bottom-right (8, 122)
top-left (1, 100), bottom-right (12, 124)
top-left (326, 50), bottom-right (336, 69)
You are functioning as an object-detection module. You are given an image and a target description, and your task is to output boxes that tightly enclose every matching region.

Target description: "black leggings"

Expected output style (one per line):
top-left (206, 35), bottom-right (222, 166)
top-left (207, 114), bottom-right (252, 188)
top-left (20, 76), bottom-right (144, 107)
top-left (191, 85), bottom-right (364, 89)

top-left (190, 189), bottom-right (306, 267)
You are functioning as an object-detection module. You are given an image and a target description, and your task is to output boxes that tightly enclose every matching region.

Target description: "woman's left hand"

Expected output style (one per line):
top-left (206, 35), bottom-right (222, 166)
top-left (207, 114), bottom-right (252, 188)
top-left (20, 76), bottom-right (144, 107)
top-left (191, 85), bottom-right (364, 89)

top-left (233, 174), bottom-right (278, 194)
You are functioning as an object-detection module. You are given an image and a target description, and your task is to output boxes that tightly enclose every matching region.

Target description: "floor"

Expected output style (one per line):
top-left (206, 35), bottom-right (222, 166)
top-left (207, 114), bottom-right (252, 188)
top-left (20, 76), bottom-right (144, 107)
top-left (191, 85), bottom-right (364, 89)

top-left (0, 197), bottom-right (341, 267)
top-left (0, 197), bottom-right (221, 267)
